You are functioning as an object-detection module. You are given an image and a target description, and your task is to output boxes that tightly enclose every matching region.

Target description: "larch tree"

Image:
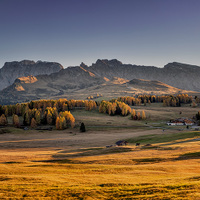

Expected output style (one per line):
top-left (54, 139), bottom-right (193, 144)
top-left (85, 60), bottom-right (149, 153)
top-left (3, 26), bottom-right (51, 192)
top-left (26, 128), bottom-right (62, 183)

top-left (0, 114), bottom-right (7, 126)
top-left (137, 112), bottom-right (141, 120)
top-left (142, 110), bottom-right (146, 120)
top-left (30, 118), bottom-right (37, 128)
top-left (46, 110), bottom-right (53, 125)
top-left (13, 114), bottom-right (20, 127)
top-left (56, 117), bottom-right (60, 130)
top-left (131, 109), bottom-right (136, 119)
top-left (35, 110), bottom-right (41, 125)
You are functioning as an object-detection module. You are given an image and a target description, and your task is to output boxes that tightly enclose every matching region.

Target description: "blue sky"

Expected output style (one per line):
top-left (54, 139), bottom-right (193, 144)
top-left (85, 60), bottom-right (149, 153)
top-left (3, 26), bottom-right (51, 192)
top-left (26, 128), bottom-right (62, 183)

top-left (0, 0), bottom-right (200, 68)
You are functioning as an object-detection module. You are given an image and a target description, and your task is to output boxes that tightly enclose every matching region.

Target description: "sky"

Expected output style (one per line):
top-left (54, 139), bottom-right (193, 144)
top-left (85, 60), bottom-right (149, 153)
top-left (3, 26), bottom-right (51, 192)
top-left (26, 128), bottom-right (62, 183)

top-left (0, 0), bottom-right (200, 68)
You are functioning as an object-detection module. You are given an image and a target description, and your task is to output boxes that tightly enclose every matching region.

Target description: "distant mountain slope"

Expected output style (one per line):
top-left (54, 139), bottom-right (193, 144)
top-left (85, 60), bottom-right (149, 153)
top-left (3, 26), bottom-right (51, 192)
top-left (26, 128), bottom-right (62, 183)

top-left (0, 75), bottom-right (193, 104)
top-left (0, 66), bottom-right (105, 104)
top-left (73, 77), bottom-right (191, 100)
top-left (0, 60), bottom-right (63, 90)
top-left (83, 59), bottom-right (200, 92)
top-left (0, 59), bottom-right (199, 104)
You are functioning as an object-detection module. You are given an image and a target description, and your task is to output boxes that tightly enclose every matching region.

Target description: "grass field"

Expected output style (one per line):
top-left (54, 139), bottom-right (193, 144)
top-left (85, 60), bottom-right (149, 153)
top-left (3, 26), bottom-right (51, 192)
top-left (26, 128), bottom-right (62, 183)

top-left (0, 103), bottom-right (200, 199)
top-left (71, 103), bottom-right (199, 130)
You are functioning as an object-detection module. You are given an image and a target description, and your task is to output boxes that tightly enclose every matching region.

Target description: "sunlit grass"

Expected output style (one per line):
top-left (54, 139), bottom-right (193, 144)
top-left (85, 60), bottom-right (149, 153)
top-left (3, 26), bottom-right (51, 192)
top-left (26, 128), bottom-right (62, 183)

top-left (126, 131), bottom-right (200, 145)
top-left (0, 103), bottom-right (200, 199)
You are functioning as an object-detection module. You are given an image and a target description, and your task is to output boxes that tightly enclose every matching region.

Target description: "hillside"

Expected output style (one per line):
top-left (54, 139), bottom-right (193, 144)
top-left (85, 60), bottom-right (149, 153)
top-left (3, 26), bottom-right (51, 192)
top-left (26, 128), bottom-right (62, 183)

top-left (83, 59), bottom-right (200, 92)
top-left (0, 60), bottom-right (63, 90)
top-left (0, 75), bottom-right (192, 104)
top-left (0, 59), bottom-right (200, 104)
top-left (0, 66), bottom-right (105, 104)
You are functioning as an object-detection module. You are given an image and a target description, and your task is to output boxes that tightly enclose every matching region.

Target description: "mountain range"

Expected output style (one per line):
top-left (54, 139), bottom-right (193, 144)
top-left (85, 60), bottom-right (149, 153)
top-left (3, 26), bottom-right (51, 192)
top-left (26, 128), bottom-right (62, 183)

top-left (0, 60), bottom-right (63, 91)
top-left (0, 59), bottom-right (199, 104)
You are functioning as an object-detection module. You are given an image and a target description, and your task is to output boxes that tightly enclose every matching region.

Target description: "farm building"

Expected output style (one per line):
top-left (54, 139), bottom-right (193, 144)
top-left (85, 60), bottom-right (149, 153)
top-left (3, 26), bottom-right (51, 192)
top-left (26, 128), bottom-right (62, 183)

top-left (167, 118), bottom-right (194, 126)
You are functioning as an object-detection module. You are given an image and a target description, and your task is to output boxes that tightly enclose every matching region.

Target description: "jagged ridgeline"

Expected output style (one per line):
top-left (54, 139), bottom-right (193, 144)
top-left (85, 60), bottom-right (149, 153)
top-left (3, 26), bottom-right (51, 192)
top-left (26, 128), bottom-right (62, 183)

top-left (0, 59), bottom-right (200, 105)
top-left (0, 60), bottom-right (63, 90)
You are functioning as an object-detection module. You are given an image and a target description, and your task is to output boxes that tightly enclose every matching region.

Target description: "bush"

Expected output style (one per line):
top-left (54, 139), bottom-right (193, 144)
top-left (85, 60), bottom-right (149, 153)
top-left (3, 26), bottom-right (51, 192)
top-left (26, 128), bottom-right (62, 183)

top-left (80, 122), bottom-right (86, 132)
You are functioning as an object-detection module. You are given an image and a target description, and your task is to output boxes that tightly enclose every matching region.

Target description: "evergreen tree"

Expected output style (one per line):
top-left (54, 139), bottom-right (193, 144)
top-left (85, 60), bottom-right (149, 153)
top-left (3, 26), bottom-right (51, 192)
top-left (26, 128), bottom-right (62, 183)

top-left (80, 122), bottom-right (86, 132)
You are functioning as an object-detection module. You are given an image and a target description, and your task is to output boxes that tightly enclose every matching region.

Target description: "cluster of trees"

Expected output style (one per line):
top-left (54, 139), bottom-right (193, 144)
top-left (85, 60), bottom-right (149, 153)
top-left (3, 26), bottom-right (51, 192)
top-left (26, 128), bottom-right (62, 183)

top-left (117, 97), bottom-right (142, 106)
top-left (0, 99), bottom-right (79, 130)
top-left (99, 100), bottom-right (132, 116)
top-left (117, 95), bottom-right (162, 106)
top-left (163, 97), bottom-right (181, 107)
top-left (162, 94), bottom-right (192, 107)
top-left (87, 93), bottom-right (103, 100)
top-left (56, 111), bottom-right (75, 130)
top-left (98, 100), bottom-right (147, 120)
top-left (131, 109), bottom-right (146, 120)
top-left (0, 103), bottom-right (27, 117)
top-left (28, 99), bottom-right (97, 111)
top-left (85, 100), bottom-right (97, 111)
top-left (117, 94), bottom-right (193, 107)
top-left (0, 99), bottom-right (97, 118)
top-left (21, 106), bottom-right (76, 130)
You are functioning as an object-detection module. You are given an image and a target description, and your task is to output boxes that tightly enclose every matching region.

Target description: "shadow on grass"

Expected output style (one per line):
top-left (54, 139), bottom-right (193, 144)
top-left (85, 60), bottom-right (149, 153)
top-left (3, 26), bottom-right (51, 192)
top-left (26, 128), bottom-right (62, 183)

top-left (52, 147), bottom-right (133, 159)
top-left (176, 151), bottom-right (200, 160)
top-left (2, 161), bottom-right (23, 164)
top-left (126, 131), bottom-right (200, 145)
top-left (97, 182), bottom-right (198, 198)
top-left (185, 176), bottom-right (200, 181)
top-left (33, 147), bottom-right (133, 164)
top-left (0, 176), bottom-right (11, 181)
top-left (141, 145), bottom-right (179, 151)
top-left (132, 157), bottom-right (170, 164)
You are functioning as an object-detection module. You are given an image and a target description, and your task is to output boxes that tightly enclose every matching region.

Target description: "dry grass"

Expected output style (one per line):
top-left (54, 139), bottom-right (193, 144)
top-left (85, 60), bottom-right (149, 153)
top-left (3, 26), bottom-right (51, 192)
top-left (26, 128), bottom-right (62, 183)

top-left (0, 104), bottom-right (200, 199)
top-left (71, 103), bottom-right (200, 131)
top-left (0, 127), bottom-right (200, 199)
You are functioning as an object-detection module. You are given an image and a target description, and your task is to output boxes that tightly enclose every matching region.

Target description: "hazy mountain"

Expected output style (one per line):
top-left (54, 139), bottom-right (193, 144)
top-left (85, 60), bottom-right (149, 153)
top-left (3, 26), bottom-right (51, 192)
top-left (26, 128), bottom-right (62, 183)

top-left (0, 66), bottom-right (105, 104)
top-left (0, 74), bottom-right (192, 105)
top-left (0, 59), bottom-right (199, 104)
top-left (0, 60), bottom-right (63, 90)
top-left (83, 59), bottom-right (200, 92)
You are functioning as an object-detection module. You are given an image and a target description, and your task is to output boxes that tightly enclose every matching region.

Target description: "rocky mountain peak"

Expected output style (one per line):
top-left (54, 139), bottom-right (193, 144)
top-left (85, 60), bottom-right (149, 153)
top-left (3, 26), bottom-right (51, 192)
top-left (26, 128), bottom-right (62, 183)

top-left (3, 60), bottom-right (35, 69)
top-left (95, 59), bottom-right (109, 66)
top-left (80, 62), bottom-right (88, 68)
top-left (164, 62), bottom-right (200, 70)
top-left (0, 60), bottom-right (63, 90)
top-left (94, 59), bottom-right (122, 67)
top-left (107, 59), bottom-right (122, 66)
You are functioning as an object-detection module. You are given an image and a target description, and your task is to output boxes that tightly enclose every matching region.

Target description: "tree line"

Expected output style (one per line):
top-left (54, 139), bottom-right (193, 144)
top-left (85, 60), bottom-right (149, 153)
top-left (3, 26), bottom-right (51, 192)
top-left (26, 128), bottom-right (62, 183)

top-left (0, 99), bottom-right (98, 129)
top-left (99, 100), bottom-right (146, 120)
top-left (99, 100), bottom-right (132, 116)
top-left (117, 94), bottom-right (193, 107)
top-left (0, 99), bottom-right (97, 117)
